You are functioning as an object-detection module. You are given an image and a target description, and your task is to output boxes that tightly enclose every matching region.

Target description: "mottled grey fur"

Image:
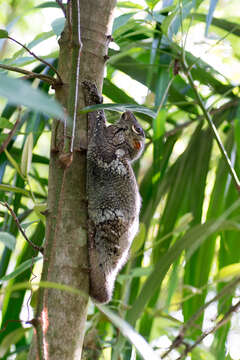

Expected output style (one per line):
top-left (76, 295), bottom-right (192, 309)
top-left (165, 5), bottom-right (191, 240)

top-left (82, 81), bottom-right (145, 303)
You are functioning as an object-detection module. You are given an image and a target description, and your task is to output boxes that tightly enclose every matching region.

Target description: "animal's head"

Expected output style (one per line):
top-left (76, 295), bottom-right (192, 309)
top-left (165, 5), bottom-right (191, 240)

top-left (109, 111), bottom-right (145, 161)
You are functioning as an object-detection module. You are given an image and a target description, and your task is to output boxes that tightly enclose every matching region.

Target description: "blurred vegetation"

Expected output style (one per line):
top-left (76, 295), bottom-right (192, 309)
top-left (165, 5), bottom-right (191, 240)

top-left (0, 0), bottom-right (240, 359)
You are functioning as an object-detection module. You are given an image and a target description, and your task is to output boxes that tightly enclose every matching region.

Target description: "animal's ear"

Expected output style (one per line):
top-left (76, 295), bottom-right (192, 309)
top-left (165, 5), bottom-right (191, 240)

top-left (121, 111), bottom-right (131, 121)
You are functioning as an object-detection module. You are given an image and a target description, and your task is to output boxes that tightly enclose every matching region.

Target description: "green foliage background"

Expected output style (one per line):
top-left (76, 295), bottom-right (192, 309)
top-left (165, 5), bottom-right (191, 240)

top-left (0, 0), bottom-right (240, 359)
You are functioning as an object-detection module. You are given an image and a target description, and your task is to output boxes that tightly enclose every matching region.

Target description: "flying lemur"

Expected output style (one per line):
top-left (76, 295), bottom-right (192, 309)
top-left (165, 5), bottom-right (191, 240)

top-left (82, 80), bottom-right (145, 303)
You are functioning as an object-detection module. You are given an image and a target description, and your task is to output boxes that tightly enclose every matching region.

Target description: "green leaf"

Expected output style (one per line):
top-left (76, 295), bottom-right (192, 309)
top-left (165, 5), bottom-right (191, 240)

top-left (97, 305), bottom-right (160, 360)
top-left (173, 213), bottom-right (194, 234)
top-left (21, 220), bottom-right (39, 229)
top-left (0, 29), bottom-right (8, 39)
top-left (117, 2), bottom-right (144, 9)
top-left (205, 0), bottom-right (219, 36)
top-left (80, 103), bottom-right (156, 118)
top-left (35, 1), bottom-right (63, 8)
top-left (34, 203), bottom-right (47, 223)
top-left (161, 1), bottom-right (193, 39)
top-left (3, 280), bottom-right (87, 297)
top-left (152, 109), bottom-right (166, 187)
top-left (0, 184), bottom-right (29, 196)
top-left (4, 149), bottom-right (24, 178)
top-left (0, 117), bottom-right (13, 129)
top-left (0, 328), bottom-right (29, 358)
top-left (234, 117), bottom-right (240, 168)
top-left (0, 232), bottom-right (16, 250)
top-left (27, 30), bottom-right (55, 50)
top-left (216, 263), bottom-right (240, 282)
top-left (0, 74), bottom-right (65, 120)
top-left (113, 12), bottom-right (136, 33)
top-left (192, 13), bottom-right (240, 37)
top-left (131, 223), bottom-right (146, 254)
top-left (103, 78), bottom-right (137, 104)
top-left (145, 0), bottom-right (161, 10)
top-left (126, 198), bottom-right (240, 327)
top-left (0, 257), bottom-right (42, 284)
top-left (21, 133), bottom-right (33, 178)
top-left (51, 17), bottom-right (65, 36)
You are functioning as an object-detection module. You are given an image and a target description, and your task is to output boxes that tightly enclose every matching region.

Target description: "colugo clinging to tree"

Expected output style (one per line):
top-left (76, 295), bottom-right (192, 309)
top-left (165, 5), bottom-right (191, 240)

top-left (83, 80), bottom-right (145, 303)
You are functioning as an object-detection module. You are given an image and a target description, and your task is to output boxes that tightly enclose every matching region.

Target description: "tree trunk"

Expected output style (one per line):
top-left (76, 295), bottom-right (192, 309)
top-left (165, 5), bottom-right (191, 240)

top-left (28, 1), bottom-right (116, 359)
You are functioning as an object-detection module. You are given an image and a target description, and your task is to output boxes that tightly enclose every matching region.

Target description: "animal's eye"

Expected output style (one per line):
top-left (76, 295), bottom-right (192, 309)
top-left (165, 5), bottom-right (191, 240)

top-left (132, 124), bottom-right (143, 134)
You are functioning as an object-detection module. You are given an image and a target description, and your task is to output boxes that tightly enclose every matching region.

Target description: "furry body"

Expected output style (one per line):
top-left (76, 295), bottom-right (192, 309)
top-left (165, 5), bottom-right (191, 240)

top-left (83, 81), bottom-right (145, 303)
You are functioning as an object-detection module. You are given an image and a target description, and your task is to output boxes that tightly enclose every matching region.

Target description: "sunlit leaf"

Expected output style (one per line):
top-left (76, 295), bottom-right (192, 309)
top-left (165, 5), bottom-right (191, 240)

top-left (216, 263), bottom-right (240, 282)
top-left (205, 0), bottom-right (219, 36)
top-left (21, 133), bottom-right (33, 178)
top-left (36, 1), bottom-right (62, 9)
top-left (192, 13), bottom-right (240, 37)
top-left (34, 203), bottom-right (47, 223)
top-left (0, 232), bottom-right (16, 250)
top-left (0, 257), bottom-right (42, 284)
top-left (4, 149), bottom-right (24, 178)
top-left (126, 199), bottom-right (240, 327)
top-left (21, 221), bottom-right (39, 229)
top-left (0, 74), bottom-right (65, 120)
top-left (0, 328), bottom-right (29, 358)
top-left (161, 0), bottom-right (193, 39)
top-left (113, 13), bottom-right (136, 33)
top-left (51, 17), bottom-right (65, 36)
top-left (117, 2), bottom-right (144, 9)
top-left (145, 0), bottom-right (161, 10)
top-left (0, 184), bottom-right (29, 196)
top-left (80, 103), bottom-right (156, 118)
top-left (131, 223), bottom-right (146, 254)
top-left (97, 305), bottom-right (160, 360)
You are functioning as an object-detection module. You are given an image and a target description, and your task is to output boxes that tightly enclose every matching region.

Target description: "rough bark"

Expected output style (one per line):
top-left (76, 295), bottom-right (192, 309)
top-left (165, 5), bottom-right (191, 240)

top-left (28, 0), bottom-right (116, 359)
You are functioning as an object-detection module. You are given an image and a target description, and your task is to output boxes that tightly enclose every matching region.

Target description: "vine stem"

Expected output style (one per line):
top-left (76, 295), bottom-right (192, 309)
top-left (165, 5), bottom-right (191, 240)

top-left (181, 56), bottom-right (240, 193)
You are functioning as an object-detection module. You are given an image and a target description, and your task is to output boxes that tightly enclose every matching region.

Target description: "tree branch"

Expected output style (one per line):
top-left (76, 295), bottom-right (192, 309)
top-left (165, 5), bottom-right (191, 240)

top-left (0, 202), bottom-right (44, 254)
top-left (7, 36), bottom-right (63, 85)
top-left (56, 0), bottom-right (66, 17)
top-left (0, 63), bottom-right (58, 86)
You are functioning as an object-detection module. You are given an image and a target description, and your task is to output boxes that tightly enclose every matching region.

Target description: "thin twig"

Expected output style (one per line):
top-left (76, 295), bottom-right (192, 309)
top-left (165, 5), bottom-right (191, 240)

top-left (181, 56), bottom-right (240, 193)
top-left (56, 0), bottom-right (66, 16)
top-left (181, 276), bottom-right (240, 335)
top-left (0, 63), bottom-right (58, 86)
top-left (0, 109), bottom-right (21, 154)
top-left (7, 36), bottom-right (63, 85)
top-left (0, 202), bottom-right (44, 254)
top-left (164, 120), bottom-right (194, 138)
top-left (176, 300), bottom-right (240, 360)
top-left (162, 277), bottom-right (240, 358)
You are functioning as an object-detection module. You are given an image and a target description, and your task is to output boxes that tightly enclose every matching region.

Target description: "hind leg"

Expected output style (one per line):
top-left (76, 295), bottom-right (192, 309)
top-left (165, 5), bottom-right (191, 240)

top-left (88, 220), bottom-right (128, 303)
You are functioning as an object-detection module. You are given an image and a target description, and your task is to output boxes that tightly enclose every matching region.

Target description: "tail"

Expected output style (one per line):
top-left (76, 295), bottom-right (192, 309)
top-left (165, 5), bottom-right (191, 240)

top-left (88, 221), bottom-right (130, 303)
